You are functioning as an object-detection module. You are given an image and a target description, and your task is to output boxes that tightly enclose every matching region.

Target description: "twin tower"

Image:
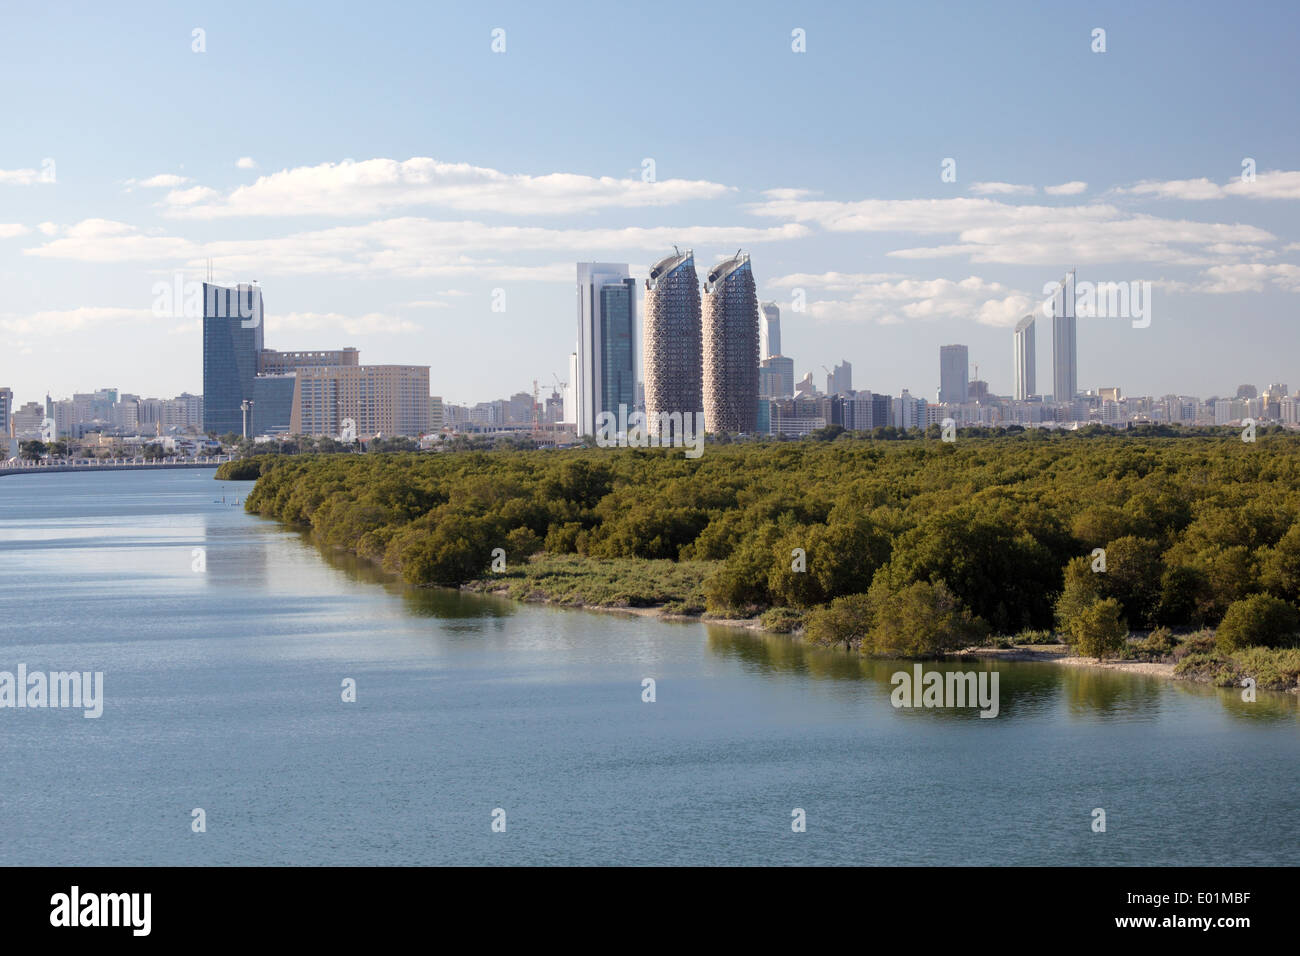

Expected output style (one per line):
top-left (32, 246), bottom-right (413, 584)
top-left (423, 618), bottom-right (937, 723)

top-left (643, 248), bottom-right (759, 435)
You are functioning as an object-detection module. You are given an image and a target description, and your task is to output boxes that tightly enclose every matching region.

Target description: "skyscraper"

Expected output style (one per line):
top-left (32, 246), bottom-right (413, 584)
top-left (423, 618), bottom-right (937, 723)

top-left (1013, 313), bottom-right (1036, 400)
top-left (759, 301), bottom-right (781, 360)
top-left (575, 263), bottom-right (636, 436)
top-left (702, 252), bottom-right (759, 433)
top-left (939, 344), bottom-right (969, 404)
top-left (0, 387), bottom-right (12, 439)
top-left (643, 249), bottom-right (702, 433)
top-left (1051, 270), bottom-right (1077, 403)
top-left (202, 282), bottom-right (264, 435)
top-left (827, 360), bottom-right (852, 396)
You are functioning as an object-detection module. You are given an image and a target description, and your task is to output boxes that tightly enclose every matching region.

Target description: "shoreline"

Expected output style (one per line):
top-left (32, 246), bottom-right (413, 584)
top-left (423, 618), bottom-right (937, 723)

top-left (464, 585), bottom-right (1202, 683)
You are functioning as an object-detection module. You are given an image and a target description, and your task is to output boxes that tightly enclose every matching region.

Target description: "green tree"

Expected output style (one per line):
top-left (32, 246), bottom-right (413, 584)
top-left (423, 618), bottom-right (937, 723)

top-left (1215, 594), bottom-right (1300, 652)
top-left (804, 593), bottom-right (873, 651)
top-left (1068, 598), bottom-right (1128, 660)
top-left (862, 577), bottom-right (986, 658)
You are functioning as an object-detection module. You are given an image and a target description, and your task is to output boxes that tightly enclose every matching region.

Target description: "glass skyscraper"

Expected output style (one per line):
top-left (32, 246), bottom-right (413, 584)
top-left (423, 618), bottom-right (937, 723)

top-left (575, 263), bottom-right (636, 436)
top-left (202, 283), bottom-right (264, 435)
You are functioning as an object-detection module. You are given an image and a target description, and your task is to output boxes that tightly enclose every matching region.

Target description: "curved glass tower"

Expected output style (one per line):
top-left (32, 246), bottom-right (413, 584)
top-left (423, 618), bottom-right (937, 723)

top-left (702, 252), bottom-right (759, 434)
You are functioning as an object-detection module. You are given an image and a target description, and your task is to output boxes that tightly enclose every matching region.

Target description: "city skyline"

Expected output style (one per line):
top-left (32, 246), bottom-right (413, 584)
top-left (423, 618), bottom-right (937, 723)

top-left (2, 3), bottom-right (1299, 408)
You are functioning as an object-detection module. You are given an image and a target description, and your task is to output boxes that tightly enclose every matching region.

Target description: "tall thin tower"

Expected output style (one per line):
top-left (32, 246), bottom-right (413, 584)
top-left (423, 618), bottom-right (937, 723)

top-left (643, 249), bottom-right (702, 436)
top-left (1051, 269), bottom-right (1077, 404)
top-left (1013, 313), bottom-right (1036, 400)
top-left (702, 252), bottom-right (759, 433)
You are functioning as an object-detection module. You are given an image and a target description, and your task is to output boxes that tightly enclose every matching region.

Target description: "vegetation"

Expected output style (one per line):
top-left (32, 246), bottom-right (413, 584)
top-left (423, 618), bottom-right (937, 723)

top-left (231, 432), bottom-right (1300, 676)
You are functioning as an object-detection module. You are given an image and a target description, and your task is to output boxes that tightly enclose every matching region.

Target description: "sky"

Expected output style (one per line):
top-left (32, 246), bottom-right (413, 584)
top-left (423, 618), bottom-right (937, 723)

top-left (1, 0), bottom-right (1298, 408)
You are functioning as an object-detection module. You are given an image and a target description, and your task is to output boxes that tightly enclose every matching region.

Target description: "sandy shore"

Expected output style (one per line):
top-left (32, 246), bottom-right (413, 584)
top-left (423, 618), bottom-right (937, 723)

top-left (963, 644), bottom-right (1176, 678)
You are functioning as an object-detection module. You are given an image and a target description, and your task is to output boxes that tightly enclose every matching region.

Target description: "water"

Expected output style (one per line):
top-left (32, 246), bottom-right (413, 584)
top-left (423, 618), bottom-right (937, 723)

top-left (0, 469), bottom-right (1296, 865)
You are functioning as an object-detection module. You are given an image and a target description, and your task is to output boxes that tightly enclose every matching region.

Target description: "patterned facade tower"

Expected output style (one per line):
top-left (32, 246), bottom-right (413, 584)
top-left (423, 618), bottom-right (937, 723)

top-left (702, 252), bottom-right (759, 433)
top-left (643, 249), bottom-right (702, 439)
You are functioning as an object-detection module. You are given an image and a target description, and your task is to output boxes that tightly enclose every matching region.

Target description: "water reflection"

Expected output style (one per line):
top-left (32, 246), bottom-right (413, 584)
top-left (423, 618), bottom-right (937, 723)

top-left (705, 624), bottom-right (1299, 722)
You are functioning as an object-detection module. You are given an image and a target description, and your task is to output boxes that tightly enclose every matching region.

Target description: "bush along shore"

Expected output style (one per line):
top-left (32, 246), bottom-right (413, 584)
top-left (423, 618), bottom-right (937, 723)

top-left (220, 431), bottom-right (1300, 693)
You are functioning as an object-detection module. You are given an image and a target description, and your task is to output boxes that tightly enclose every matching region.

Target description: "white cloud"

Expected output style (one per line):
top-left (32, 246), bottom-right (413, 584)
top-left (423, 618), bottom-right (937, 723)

top-left (236, 157), bottom-right (258, 169)
top-left (25, 216), bottom-right (806, 280)
top-left (37, 222), bottom-right (58, 236)
top-left (970, 182), bottom-right (1035, 196)
top-left (766, 272), bottom-right (1033, 327)
top-left (749, 194), bottom-right (1273, 266)
top-left (1197, 263), bottom-right (1300, 294)
top-left (162, 157), bottom-right (734, 218)
top-left (0, 306), bottom-right (154, 335)
top-left (1045, 181), bottom-right (1087, 196)
top-left (132, 174), bottom-right (192, 188)
top-left (0, 168), bottom-right (50, 185)
top-left (0, 224), bottom-right (29, 239)
top-left (1119, 170), bottom-right (1300, 200)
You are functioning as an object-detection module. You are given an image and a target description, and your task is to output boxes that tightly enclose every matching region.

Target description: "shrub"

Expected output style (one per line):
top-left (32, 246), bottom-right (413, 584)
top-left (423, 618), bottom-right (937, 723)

top-left (1014, 628), bottom-right (1059, 645)
top-left (804, 594), bottom-right (872, 651)
top-left (861, 578), bottom-right (987, 658)
top-left (760, 606), bottom-right (806, 634)
top-left (1068, 597), bottom-right (1128, 660)
top-left (1215, 594), bottom-right (1300, 652)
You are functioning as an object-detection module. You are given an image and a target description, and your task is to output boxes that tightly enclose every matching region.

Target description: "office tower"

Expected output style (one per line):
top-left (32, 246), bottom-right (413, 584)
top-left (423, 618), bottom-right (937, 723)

top-left (643, 249), bottom-right (702, 434)
top-left (759, 301), bottom-right (781, 360)
top-left (827, 360), bottom-right (852, 396)
top-left (565, 352), bottom-right (578, 425)
top-left (702, 253), bottom-right (759, 433)
top-left (939, 344), bottom-right (969, 404)
top-left (202, 282), bottom-right (264, 435)
top-left (1050, 270), bottom-right (1077, 403)
top-left (760, 355), bottom-right (795, 399)
top-left (291, 364), bottom-right (431, 438)
top-left (1235, 384), bottom-right (1257, 400)
top-left (1013, 313), bottom-right (1036, 400)
top-left (252, 374), bottom-right (296, 436)
top-left (429, 396), bottom-right (444, 432)
top-left (259, 347), bottom-right (359, 375)
top-left (575, 264), bottom-right (636, 436)
top-left (0, 388), bottom-right (11, 438)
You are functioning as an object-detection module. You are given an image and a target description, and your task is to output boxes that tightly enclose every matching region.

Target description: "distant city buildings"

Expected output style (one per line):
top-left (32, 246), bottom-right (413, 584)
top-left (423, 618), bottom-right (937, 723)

top-left (759, 301), bottom-right (781, 360)
top-left (939, 345), bottom-right (968, 404)
top-left (826, 360), bottom-right (852, 397)
top-left (290, 364), bottom-right (430, 438)
top-left (575, 263), bottom-right (636, 437)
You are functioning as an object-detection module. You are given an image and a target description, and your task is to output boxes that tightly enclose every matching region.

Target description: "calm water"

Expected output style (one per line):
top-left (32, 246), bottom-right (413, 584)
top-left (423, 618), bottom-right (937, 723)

top-left (0, 469), bottom-right (1296, 866)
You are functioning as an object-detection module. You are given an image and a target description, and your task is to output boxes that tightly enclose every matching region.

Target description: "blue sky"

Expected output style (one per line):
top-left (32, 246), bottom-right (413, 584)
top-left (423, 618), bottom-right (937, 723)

top-left (2, 0), bottom-right (1298, 408)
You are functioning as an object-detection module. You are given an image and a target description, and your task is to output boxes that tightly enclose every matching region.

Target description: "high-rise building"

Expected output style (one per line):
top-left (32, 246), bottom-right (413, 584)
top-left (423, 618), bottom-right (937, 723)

top-left (0, 388), bottom-right (11, 438)
top-left (760, 355), bottom-right (795, 399)
top-left (575, 263), bottom-right (636, 436)
top-left (1013, 313), bottom-right (1036, 400)
top-left (202, 283), bottom-right (264, 435)
top-left (12, 401), bottom-right (43, 438)
top-left (827, 360), bottom-right (852, 396)
top-left (252, 374), bottom-right (296, 436)
top-left (643, 249), bottom-right (702, 434)
top-left (290, 364), bottom-right (431, 438)
top-left (702, 252), bottom-right (759, 433)
top-left (759, 301), bottom-right (781, 360)
top-left (429, 396), bottom-right (444, 432)
top-left (939, 345), bottom-right (968, 404)
top-left (1051, 270), bottom-right (1077, 403)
